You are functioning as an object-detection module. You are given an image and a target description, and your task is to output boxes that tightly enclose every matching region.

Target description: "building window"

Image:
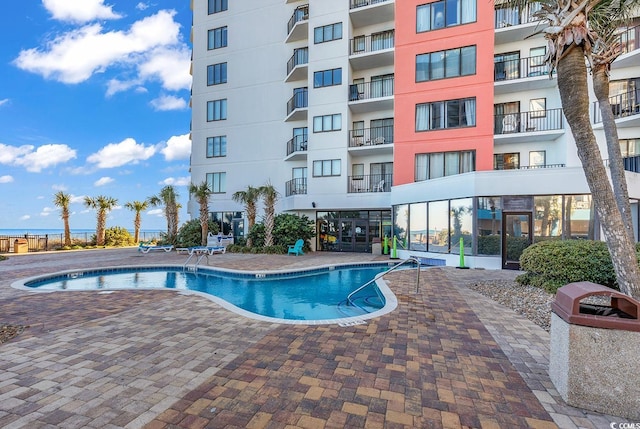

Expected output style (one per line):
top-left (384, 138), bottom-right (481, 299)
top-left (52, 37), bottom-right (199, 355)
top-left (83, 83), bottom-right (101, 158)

top-left (620, 139), bottom-right (640, 157)
top-left (313, 114), bottom-right (342, 132)
top-left (206, 136), bottom-right (227, 158)
top-left (529, 98), bottom-right (546, 117)
top-left (208, 0), bottom-right (227, 14)
top-left (415, 151), bottom-right (475, 181)
top-left (206, 172), bottom-right (226, 193)
top-left (314, 23), bottom-right (342, 44)
top-left (352, 163), bottom-right (364, 179)
top-left (494, 153), bottom-right (520, 170)
top-left (529, 150), bottom-right (546, 167)
top-left (208, 26), bottom-right (228, 50)
top-left (313, 159), bottom-right (341, 177)
top-left (416, 46), bottom-right (476, 82)
top-left (314, 68), bottom-right (342, 88)
top-left (416, 98), bottom-right (476, 131)
top-left (416, 0), bottom-right (477, 32)
top-left (207, 99), bottom-right (227, 122)
top-left (207, 63), bottom-right (227, 86)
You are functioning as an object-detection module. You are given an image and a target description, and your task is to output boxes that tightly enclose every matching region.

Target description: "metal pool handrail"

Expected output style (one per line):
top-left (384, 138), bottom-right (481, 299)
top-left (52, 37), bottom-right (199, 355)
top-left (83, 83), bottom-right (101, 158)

top-left (346, 257), bottom-right (421, 307)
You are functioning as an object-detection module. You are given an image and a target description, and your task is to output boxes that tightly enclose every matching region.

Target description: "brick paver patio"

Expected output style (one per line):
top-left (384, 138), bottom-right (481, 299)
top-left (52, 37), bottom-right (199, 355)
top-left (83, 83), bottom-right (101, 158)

top-left (0, 249), bottom-right (625, 428)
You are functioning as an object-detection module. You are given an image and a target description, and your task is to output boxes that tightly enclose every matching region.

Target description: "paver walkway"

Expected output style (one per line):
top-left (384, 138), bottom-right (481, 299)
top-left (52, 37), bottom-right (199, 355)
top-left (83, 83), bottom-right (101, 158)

top-left (0, 249), bottom-right (626, 428)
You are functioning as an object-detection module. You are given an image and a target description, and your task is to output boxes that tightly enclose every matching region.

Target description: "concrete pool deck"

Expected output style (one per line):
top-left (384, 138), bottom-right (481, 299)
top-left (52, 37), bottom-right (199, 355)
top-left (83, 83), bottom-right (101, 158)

top-left (0, 248), bottom-right (625, 428)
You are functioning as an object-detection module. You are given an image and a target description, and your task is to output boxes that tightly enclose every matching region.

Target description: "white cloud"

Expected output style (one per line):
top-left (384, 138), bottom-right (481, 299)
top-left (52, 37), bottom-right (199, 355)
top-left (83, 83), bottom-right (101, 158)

top-left (0, 143), bottom-right (77, 173)
top-left (147, 208), bottom-right (164, 216)
top-left (105, 78), bottom-right (139, 97)
top-left (138, 46), bottom-right (192, 91)
top-left (87, 137), bottom-right (156, 168)
top-left (94, 176), bottom-right (114, 186)
top-left (0, 175), bottom-right (14, 183)
top-left (161, 134), bottom-right (191, 161)
top-left (52, 184), bottom-right (68, 191)
top-left (20, 215), bottom-right (31, 221)
top-left (150, 94), bottom-right (187, 111)
top-left (43, 0), bottom-right (122, 23)
top-left (13, 10), bottom-right (182, 86)
top-left (40, 206), bottom-right (56, 217)
top-left (0, 99), bottom-right (9, 107)
top-left (136, 3), bottom-right (150, 11)
top-left (70, 195), bottom-right (86, 204)
top-left (161, 176), bottom-right (190, 186)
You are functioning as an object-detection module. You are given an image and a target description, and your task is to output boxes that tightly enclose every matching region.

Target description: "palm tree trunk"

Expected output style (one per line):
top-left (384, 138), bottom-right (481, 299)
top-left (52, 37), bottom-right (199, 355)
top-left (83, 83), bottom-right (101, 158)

top-left (134, 213), bottom-right (141, 243)
top-left (592, 66), bottom-right (635, 242)
top-left (97, 211), bottom-right (106, 246)
top-left (557, 46), bottom-right (640, 298)
top-left (63, 214), bottom-right (71, 247)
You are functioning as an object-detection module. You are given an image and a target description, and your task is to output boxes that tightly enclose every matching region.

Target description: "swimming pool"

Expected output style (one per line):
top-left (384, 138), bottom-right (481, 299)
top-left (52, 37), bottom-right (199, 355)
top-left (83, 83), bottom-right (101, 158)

top-left (15, 264), bottom-right (400, 325)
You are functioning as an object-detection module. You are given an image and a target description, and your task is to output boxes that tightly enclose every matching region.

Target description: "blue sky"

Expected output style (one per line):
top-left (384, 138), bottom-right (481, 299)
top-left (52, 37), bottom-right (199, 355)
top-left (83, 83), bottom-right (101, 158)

top-left (0, 0), bottom-right (193, 231)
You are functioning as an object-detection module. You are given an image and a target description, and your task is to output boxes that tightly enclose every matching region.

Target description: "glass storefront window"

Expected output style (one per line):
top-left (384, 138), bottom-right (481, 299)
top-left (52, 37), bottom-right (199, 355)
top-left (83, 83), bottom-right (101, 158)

top-left (409, 203), bottom-right (427, 250)
top-left (428, 200), bottom-right (449, 253)
top-left (477, 197), bottom-right (501, 255)
top-left (564, 195), bottom-right (594, 239)
top-left (450, 198), bottom-right (473, 255)
top-left (534, 195), bottom-right (562, 240)
top-left (393, 204), bottom-right (409, 249)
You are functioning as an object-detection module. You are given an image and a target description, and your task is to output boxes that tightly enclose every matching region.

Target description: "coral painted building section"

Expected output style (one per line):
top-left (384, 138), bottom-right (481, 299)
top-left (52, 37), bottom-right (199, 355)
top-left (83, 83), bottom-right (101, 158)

top-left (394, 0), bottom-right (496, 186)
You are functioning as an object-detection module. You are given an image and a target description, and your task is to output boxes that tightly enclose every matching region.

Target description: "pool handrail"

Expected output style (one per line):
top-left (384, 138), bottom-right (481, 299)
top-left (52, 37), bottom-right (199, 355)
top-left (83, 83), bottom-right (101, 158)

top-left (346, 257), bottom-right (421, 307)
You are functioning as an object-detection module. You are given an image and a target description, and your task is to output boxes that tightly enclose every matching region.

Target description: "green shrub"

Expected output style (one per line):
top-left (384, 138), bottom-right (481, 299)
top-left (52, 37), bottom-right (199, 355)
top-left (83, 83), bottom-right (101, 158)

top-left (104, 226), bottom-right (136, 247)
top-left (176, 219), bottom-right (220, 248)
top-left (0, 255), bottom-right (7, 261)
top-left (247, 213), bottom-right (315, 251)
top-left (516, 240), bottom-right (624, 293)
top-left (477, 235), bottom-right (500, 255)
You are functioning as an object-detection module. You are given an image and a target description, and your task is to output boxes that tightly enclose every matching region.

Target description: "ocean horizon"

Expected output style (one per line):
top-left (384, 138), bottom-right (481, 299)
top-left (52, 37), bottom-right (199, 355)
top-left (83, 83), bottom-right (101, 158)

top-left (0, 228), bottom-right (164, 236)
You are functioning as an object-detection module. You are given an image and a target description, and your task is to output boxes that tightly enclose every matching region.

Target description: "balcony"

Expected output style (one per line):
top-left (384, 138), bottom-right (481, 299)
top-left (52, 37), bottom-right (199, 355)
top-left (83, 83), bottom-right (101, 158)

top-left (348, 77), bottom-right (394, 114)
top-left (494, 4), bottom-right (544, 44)
top-left (348, 174), bottom-right (392, 193)
top-left (494, 55), bottom-right (556, 95)
top-left (494, 108), bottom-right (565, 144)
top-left (285, 47), bottom-right (308, 82)
top-left (349, 0), bottom-right (394, 28)
top-left (612, 24), bottom-right (640, 70)
top-left (623, 155), bottom-right (640, 173)
top-left (349, 31), bottom-right (394, 71)
top-left (348, 126), bottom-right (393, 155)
top-left (285, 135), bottom-right (307, 161)
top-left (286, 4), bottom-right (308, 43)
top-left (285, 88), bottom-right (308, 122)
top-left (285, 178), bottom-right (307, 197)
top-left (494, 163), bottom-right (566, 171)
top-left (593, 90), bottom-right (640, 128)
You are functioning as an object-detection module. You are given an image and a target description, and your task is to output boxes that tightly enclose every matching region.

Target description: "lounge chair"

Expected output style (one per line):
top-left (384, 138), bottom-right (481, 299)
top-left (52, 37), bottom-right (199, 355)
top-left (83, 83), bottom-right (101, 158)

top-left (138, 244), bottom-right (174, 253)
top-left (207, 232), bottom-right (234, 248)
top-left (188, 246), bottom-right (226, 255)
top-left (287, 239), bottom-right (305, 256)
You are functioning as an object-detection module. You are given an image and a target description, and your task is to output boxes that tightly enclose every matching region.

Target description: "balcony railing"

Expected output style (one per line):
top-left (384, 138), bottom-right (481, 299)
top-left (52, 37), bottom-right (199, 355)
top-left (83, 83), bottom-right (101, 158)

top-left (286, 135), bottom-right (308, 156)
top-left (593, 90), bottom-right (640, 123)
top-left (494, 108), bottom-right (564, 134)
top-left (350, 31), bottom-right (394, 55)
top-left (287, 88), bottom-right (308, 116)
top-left (285, 178), bottom-right (307, 197)
top-left (286, 47), bottom-right (308, 75)
top-left (494, 163), bottom-right (566, 171)
top-left (494, 3), bottom-right (541, 28)
top-left (350, 0), bottom-right (391, 9)
top-left (617, 24), bottom-right (639, 55)
top-left (349, 126), bottom-right (393, 147)
top-left (494, 55), bottom-right (548, 81)
top-left (287, 4), bottom-right (309, 35)
top-left (348, 174), bottom-right (392, 193)
top-left (349, 77), bottom-right (394, 101)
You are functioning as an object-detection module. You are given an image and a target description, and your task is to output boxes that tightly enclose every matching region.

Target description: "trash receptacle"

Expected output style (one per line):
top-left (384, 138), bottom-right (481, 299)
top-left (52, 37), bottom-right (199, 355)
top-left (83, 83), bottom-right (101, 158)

top-left (549, 281), bottom-right (640, 420)
top-left (14, 238), bottom-right (28, 253)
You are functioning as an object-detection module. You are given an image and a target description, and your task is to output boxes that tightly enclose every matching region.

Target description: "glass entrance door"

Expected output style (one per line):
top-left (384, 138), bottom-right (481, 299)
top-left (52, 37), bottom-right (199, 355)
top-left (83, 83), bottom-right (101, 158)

top-left (502, 213), bottom-right (532, 269)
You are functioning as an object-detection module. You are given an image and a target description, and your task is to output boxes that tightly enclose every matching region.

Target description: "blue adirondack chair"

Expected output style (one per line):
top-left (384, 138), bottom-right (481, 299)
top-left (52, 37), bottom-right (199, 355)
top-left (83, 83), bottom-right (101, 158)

top-left (287, 239), bottom-right (305, 256)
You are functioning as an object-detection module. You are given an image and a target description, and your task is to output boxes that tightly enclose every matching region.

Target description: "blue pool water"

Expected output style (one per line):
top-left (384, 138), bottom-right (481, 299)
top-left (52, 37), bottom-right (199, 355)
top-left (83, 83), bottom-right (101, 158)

top-left (22, 264), bottom-right (398, 323)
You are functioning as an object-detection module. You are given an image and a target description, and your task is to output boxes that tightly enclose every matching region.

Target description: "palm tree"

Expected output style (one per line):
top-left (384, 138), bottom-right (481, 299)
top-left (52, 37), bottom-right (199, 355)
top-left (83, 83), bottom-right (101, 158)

top-left (259, 183), bottom-right (279, 247)
top-left (189, 181), bottom-right (212, 246)
top-left (507, 0), bottom-right (640, 297)
top-left (53, 191), bottom-right (72, 247)
top-left (124, 200), bottom-right (148, 243)
top-left (589, 6), bottom-right (637, 240)
top-left (232, 186), bottom-right (261, 247)
top-left (84, 195), bottom-right (118, 246)
top-left (148, 185), bottom-right (180, 245)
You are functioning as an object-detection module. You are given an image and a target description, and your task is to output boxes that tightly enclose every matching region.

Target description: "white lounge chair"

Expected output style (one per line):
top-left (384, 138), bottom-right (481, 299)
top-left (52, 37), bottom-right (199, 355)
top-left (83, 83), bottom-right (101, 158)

top-left (138, 244), bottom-right (174, 253)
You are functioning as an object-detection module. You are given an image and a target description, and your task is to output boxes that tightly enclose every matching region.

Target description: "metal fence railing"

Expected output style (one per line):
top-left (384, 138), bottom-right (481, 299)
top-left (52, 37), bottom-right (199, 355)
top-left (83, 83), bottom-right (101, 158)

top-left (0, 231), bottom-right (164, 253)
